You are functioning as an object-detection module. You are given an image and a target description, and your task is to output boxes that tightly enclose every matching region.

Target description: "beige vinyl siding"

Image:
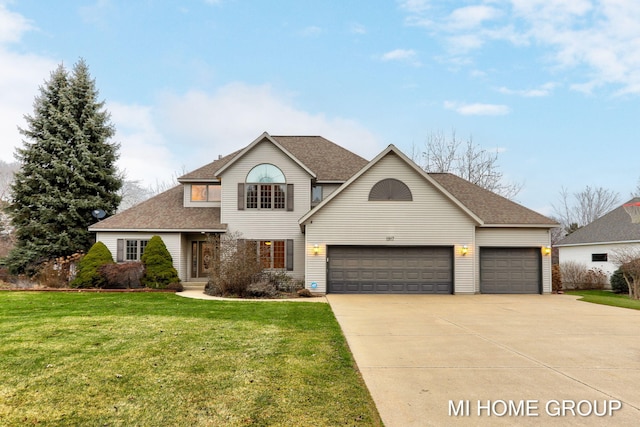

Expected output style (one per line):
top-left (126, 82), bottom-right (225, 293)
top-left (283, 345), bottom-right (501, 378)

top-left (219, 141), bottom-right (311, 279)
top-left (476, 227), bottom-right (552, 293)
top-left (95, 232), bottom-right (185, 281)
top-left (304, 152), bottom-right (477, 293)
top-left (320, 183), bottom-right (342, 199)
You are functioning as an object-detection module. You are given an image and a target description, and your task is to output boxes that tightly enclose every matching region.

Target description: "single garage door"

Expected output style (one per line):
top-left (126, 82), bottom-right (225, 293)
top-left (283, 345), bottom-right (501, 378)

top-left (480, 247), bottom-right (541, 294)
top-left (327, 246), bottom-right (453, 294)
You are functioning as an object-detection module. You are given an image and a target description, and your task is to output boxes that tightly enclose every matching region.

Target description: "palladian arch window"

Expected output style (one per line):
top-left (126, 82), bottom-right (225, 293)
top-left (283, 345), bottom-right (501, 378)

top-left (368, 178), bottom-right (413, 201)
top-left (242, 164), bottom-right (292, 210)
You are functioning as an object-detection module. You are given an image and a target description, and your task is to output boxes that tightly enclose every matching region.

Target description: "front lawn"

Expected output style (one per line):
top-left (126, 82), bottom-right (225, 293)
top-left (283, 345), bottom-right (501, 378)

top-left (565, 290), bottom-right (640, 311)
top-left (0, 292), bottom-right (382, 426)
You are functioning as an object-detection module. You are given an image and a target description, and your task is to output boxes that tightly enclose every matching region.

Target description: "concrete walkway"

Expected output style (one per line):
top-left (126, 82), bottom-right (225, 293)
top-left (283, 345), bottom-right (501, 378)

top-left (326, 294), bottom-right (640, 426)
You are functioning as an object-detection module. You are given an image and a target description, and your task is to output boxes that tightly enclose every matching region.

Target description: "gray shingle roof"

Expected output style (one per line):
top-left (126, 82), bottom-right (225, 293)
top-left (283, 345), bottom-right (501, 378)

top-left (429, 173), bottom-right (557, 226)
top-left (94, 136), bottom-right (557, 232)
top-left (555, 198), bottom-right (640, 245)
top-left (273, 135), bottom-right (369, 181)
top-left (177, 135), bottom-right (368, 182)
top-left (89, 185), bottom-right (224, 231)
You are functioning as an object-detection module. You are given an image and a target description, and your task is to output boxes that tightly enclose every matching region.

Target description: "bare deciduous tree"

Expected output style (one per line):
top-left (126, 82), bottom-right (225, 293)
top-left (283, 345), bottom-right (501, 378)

top-left (0, 160), bottom-right (19, 202)
top-left (610, 247), bottom-right (640, 299)
top-left (413, 130), bottom-right (522, 199)
top-left (632, 177), bottom-right (640, 198)
top-left (118, 179), bottom-right (154, 212)
top-left (552, 186), bottom-right (620, 235)
top-left (117, 167), bottom-right (186, 212)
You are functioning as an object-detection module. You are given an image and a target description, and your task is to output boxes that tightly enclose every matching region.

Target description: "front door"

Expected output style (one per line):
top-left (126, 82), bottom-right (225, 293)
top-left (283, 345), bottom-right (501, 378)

top-left (191, 241), bottom-right (214, 279)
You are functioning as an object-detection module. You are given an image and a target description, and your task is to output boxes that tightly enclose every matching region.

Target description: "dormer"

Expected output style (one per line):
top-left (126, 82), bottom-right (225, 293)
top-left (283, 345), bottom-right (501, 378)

top-left (183, 181), bottom-right (222, 207)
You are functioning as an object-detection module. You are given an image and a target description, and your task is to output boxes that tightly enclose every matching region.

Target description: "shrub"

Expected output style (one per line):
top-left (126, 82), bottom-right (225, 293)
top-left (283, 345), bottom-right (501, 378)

top-left (205, 234), bottom-right (262, 297)
top-left (610, 268), bottom-right (629, 294)
top-left (246, 280), bottom-right (279, 298)
top-left (99, 262), bottom-right (144, 289)
top-left (583, 268), bottom-right (607, 290)
top-left (71, 243), bottom-right (114, 288)
top-left (166, 282), bottom-right (184, 292)
top-left (261, 271), bottom-right (303, 293)
top-left (560, 261), bottom-right (588, 290)
top-left (560, 261), bottom-right (607, 290)
top-left (141, 236), bottom-right (180, 289)
top-left (551, 264), bottom-right (562, 293)
top-left (35, 260), bottom-right (67, 288)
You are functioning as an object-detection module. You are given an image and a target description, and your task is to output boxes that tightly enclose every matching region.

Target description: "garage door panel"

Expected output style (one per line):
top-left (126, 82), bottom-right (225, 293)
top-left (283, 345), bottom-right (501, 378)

top-left (328, 246), bottom-right (453, 294)
top-left (480, 247), bottom-right (541, 294)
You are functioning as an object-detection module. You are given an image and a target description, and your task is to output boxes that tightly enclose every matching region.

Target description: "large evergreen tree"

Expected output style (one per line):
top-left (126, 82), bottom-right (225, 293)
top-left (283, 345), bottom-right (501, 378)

top-left (6, 59), bottom-right (122, 274)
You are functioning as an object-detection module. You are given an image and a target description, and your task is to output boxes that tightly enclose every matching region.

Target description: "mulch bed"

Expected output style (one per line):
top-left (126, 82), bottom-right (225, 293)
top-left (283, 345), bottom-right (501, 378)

top-left (0, 286), bottom-right (177, 293)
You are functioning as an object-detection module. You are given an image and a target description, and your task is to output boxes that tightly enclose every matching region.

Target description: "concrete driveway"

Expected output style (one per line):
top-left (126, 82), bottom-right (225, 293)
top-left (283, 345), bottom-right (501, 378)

top-left (326, 294), bottom-right (640, 426)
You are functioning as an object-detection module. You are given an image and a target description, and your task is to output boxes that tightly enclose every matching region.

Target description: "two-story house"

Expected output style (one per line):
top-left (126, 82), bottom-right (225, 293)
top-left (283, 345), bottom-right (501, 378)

top-left (90, 132), bottom-right (558, 294)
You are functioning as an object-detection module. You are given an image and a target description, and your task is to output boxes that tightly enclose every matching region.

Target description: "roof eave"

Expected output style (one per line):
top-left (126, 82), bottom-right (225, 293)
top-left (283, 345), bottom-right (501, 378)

top-left (90, 227), bottom-right (228, 233)
top-left (555, 240), bottom-right (640, 247)
top-left (480, 223), bottom-right (559, 228)
top-left (177, 178), bottom-right (221, 183)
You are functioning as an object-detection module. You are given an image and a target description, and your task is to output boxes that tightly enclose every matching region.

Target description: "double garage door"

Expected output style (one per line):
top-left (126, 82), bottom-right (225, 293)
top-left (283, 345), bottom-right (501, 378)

top-left (328, 246), bottom-right (453, 294)
top-left (327, 246), bottom-right (542, 294)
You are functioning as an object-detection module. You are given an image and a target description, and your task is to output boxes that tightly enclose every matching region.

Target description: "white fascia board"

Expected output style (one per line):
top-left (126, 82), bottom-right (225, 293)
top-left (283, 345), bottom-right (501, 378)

top-left (555, 240), bottom-right (640, 248)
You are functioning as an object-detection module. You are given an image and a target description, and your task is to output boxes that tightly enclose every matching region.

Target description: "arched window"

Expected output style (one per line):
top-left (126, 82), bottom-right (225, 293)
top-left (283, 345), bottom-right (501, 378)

top-left (368, 178), bottom-right (413, 201)
top-left (244, 164), bottom-right (289, 210)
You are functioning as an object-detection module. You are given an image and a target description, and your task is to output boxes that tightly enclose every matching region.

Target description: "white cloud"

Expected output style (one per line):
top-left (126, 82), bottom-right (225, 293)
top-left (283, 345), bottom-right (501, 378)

top-left (497, 82), bottom-right (557, 97)
top-left (0, 4), bottom-right (381, 189)
top-left (401, 0), bottom-right (640, 94)
top-left (0, 6), bottom-right (58, 163)
top-left (108, 102), bottom-right (177, 186)
top-left (444, 101), bottom-right (510, 116)
top-left (350, 23), bottom-right (367, 34)
top-left (155, 83), bottom-right (382, 174)
top-left (397, 0), bottom-right (431, 14)
top-left (448, 5), bottom-right (502, 30)
top-left (379, 49), bottom-right (421, 66)
top-left (0, 3), bottom-right (32, 43)
top-left (300, 26), bottom-right (323, 37)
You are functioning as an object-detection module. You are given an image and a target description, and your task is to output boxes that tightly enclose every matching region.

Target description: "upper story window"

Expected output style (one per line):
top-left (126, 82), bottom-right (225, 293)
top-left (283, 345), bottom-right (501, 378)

top-left (311, 185), bottom-right (323, 206)
top-left (191, 184), bottom-right (221, 202)
top-left (246, 164), bottom-right (286, 183)
top-left (242, 164), bottom-right (292, 210)
top-left (368, 178), bottom-right (413, 201)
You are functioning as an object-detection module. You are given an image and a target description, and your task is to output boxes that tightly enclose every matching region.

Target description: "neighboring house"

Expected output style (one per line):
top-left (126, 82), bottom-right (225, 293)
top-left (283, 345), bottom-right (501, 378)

top-left (555, 198), bottom-right (640, 278)
top-left (90, 132), bottom-right (558, 294)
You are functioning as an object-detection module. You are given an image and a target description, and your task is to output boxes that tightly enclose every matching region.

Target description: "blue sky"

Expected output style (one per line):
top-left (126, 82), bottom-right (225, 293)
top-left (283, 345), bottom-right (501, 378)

top-left (1, 0), bottom-right (639, 215)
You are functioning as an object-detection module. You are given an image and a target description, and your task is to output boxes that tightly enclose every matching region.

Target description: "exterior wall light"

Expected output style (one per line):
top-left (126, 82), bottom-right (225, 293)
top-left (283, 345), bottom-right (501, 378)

top-left (461, 245), bottom-right (468, 256)
top-left (313, 244), bottom-right (320, 255)
top-left (542, 246), bottom-right (552, 256)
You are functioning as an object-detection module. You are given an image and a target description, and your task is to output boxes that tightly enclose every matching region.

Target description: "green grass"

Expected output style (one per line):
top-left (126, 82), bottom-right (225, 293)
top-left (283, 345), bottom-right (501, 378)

top-left (566, 290), bottom-right (640, 310)
top-left (0, 292), bottom-right (382, 426)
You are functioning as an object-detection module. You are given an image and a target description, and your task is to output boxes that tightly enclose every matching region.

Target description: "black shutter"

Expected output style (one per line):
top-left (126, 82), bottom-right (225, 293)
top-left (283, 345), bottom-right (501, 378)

top-left (237, 183), bottom-right (244, 210)
top-left (116, 239), bottom-right (124, 262)
top-left (286, 239), bottom-right (294, 271)
top-left (286, 184), bottom-right (294, 211)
